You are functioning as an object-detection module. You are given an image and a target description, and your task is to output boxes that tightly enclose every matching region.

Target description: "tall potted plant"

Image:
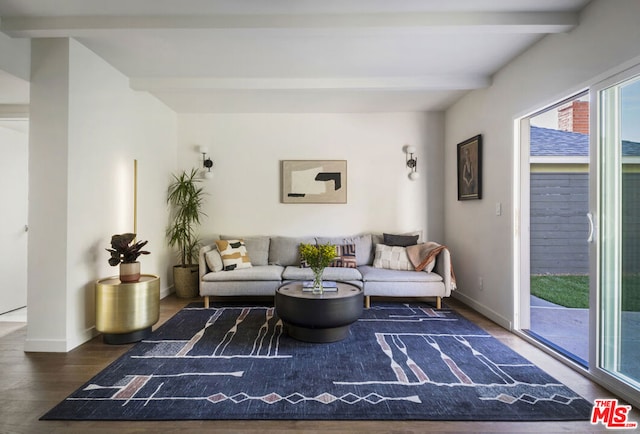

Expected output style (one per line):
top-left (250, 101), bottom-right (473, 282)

top-left (167, 168), bottom-right (206, 298)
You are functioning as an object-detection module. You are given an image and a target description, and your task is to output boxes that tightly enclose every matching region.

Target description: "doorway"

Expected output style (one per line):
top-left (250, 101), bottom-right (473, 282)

top-left (520, 92), bottom-right (590, 366)
top-left (517, 66), bottom-right (640, 406)
top-left (0, 118), bottom-right (28, 318)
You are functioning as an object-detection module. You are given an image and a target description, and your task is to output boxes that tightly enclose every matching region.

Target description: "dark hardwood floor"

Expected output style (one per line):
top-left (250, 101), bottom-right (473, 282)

top-left (0, 295), bottom-right (637, 433)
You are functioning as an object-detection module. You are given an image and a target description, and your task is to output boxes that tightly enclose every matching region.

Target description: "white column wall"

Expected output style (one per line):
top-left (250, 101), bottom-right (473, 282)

top-left (27, 38), bottom-right (71, 351)
top-left (26, 38), bottom-right (177, 352)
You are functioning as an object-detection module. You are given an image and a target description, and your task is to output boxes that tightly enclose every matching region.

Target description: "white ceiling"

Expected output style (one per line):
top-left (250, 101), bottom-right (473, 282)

top-left (0, 0), bottom-right (591, 113)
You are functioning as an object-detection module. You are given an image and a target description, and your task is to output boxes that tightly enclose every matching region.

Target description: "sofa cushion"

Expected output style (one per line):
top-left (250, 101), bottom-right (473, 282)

top-left (204, 248), bottom-right (224, 272)
top-left (202, 265), bottom-right (284, 282)
top-left (372, 244), bottom-right (414, 271)
top-left (221, 235), bottom-right (270, 266)
top-left (383, 232), bottom-right (419, 247)
top-left (269, 236), bottom-right (315, 266)
top-left (283, 265), bottom-right (362, 281)
top-left (316, 234), bottom-right (373, 266)
top-left (215, 239), bottom-right (252, 271)
top-left (359, 265), bottom-right (442, 283)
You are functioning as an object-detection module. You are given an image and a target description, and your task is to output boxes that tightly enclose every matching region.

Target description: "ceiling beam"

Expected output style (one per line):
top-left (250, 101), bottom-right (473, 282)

top-left (0, 104), bottom-right (29, 117)
top-left (130, 75), bottom-right (491, 92)
top-left (1, 11), bottom-right (578, 37)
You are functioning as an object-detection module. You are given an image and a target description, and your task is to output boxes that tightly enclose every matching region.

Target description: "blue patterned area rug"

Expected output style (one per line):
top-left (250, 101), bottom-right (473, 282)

top-left (42, 302), bottom-right (592, 421)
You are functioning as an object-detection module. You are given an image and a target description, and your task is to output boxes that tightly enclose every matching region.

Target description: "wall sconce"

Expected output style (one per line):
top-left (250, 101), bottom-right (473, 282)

top-left (404, 145), bottom-right (419, 180)
top-left (198, 146), bottom-right (214, 179)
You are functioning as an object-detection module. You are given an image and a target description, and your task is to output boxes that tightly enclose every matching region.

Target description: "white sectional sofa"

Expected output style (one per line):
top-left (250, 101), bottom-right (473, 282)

top-left (198, 233), bottom-right (454, 309)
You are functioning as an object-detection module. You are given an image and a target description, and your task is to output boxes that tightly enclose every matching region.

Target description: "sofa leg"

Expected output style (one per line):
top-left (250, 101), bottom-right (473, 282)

top-left (204, 296), bottom-right (209, 309)
top-left (364, 296), bottom-right (370, 309)
top-left (436, 296), bottom-right (441, 310)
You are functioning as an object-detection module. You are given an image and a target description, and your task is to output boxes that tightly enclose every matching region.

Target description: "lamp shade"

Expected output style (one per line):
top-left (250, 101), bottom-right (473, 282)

top-left (405, 145), bottom-right (416, 154)
top-left (409, 171), bottom-right (420, 181)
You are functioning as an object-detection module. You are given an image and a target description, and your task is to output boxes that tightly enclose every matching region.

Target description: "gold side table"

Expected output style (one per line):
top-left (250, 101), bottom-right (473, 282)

top-left (95, 274), bottom-right (160, 344)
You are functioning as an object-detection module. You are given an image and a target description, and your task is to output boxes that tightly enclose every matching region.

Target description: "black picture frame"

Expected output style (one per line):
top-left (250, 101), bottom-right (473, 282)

top-left (457, 135), bottom-right (482, 200)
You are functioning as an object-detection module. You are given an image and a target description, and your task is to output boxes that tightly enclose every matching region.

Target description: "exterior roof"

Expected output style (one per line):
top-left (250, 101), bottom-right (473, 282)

top-left (530, 126), bottom-right (587, 157)
top-left (530, 126), bottom-right (640, 157)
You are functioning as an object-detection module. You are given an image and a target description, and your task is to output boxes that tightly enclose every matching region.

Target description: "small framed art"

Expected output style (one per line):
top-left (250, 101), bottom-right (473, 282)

top-left (457, 135), bottom-right (482, 200)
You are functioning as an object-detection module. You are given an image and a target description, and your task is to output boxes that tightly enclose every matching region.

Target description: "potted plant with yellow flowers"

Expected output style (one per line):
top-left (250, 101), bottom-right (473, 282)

top-left (299, 242), bottom-right (337, 294)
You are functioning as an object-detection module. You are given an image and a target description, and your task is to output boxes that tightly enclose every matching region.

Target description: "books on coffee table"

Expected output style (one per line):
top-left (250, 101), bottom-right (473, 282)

top-left (302, 281), bottom-right (338, 291)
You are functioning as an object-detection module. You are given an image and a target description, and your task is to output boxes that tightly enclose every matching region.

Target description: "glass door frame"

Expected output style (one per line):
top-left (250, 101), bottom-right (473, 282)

top-left (514, 65), bottom-right (640, 410)
top-left (590, 64), bottom-right (640, 406)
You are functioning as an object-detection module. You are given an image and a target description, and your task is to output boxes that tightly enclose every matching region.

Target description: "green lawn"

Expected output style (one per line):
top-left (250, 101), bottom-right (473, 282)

top-left (531, 274), bottom-right (640, 311)
top-left (530, 275), bottom-right (589, 308)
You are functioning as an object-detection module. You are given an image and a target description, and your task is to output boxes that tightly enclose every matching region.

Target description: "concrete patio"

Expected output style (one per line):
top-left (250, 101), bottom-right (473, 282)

top-left (529, 296), bottom-right (640, 381)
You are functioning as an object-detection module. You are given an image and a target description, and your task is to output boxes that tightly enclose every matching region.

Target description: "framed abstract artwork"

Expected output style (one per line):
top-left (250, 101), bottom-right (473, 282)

top-left (457, 135), bottom-right (482, 200)
top-left (281, 160), bottom-right (347, 204)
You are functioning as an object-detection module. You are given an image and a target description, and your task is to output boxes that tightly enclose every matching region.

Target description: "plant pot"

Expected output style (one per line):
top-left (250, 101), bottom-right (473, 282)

top-left (120, 262), bottom-right (141, 283)
top-left (173, 264), bottom-right (199, 298)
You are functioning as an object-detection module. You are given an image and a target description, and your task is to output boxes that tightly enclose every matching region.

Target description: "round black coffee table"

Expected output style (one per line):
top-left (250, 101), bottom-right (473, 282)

top-left (275, 281), bottom-right (363, 343)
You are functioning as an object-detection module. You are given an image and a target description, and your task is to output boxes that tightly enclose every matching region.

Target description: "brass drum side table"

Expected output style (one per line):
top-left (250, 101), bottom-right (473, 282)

top-left (95, 274), bottom-right (160, 344)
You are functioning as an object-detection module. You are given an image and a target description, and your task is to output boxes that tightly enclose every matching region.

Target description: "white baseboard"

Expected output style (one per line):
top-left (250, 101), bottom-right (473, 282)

top-left (452, 292), bottom-right (513, 330)
top-left (25, 287), bottom-right (175, 353)
top-left (161, 284), bottom-right (174, 299)
top-left (24, 338), bottom-right (69, 353)
top-left (24, 325), bottom-right (99, 352)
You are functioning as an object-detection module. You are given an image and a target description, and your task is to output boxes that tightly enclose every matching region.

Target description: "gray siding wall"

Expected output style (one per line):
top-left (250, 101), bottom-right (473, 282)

top-left (623, 172), bottom-right (640, 274)
top-left (530, 173), bottom-right (589, 275)
top-left (531, 171), bottom-right (640, 275)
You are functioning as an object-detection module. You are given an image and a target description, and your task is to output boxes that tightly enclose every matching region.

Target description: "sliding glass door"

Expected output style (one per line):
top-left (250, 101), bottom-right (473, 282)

top-left (516, 66), bottom-right (640, 407)
top-left (596, 70), bottom-right (640, 390)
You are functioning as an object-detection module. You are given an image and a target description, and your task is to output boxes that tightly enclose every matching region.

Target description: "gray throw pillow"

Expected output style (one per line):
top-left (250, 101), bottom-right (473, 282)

top-left (383, 233), bottom-right (419, 247)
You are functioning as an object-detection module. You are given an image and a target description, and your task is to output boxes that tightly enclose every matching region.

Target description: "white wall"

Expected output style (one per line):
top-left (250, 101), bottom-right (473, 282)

top-left (26, 38), bottom-right (177, 351)
top-left (0, 31), bottom-right (30, 81)
top-left (444, 0), bottom-right (640, 327)
top-left (177, 112), bottom-right (444, 243)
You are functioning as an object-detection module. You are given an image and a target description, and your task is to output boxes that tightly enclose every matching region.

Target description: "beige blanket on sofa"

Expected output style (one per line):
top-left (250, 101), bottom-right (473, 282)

top-left (406, 242), bottom-right (456, 289)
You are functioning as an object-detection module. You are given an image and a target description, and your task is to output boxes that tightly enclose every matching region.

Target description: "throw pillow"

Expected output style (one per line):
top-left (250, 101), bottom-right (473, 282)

top-left (215, 239), bottom-right (252, 271)
top-left (383, 232), bottom-right (419, 247)
top-left (316, 234), bottom-right (373, 266)
top-left (204, 248), bottom-right (224, 272)
top-left (329, 244), bottom-right (357, 268)
top-left (221, 235), bottom-right (270, 266)
top-left (373, 244), bottom-right (415, 271)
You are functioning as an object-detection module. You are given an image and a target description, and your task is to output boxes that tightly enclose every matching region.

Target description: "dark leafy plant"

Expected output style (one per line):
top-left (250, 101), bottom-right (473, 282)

top-left (106, 233), bottom-right (150, 266)
top-left (167, 168), bottom-right (207, 267)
